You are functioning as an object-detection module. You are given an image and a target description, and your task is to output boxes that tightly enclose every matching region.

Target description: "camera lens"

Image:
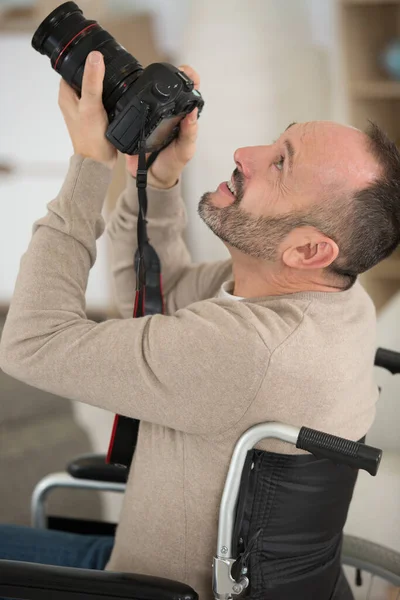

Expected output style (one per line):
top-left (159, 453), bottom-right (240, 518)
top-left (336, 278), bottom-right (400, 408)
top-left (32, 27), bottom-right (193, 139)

top-left (32, 1), bottom-right (144, 115)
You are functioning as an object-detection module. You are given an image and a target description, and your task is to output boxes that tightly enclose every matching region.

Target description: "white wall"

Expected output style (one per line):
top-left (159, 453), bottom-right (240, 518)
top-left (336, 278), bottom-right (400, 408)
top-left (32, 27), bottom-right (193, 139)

top-left (108, 0), bottom-right (190, 58)
top-left (0, 33), bottom-right (111, 311)
top-left (180, 0), bottom-right (339, 262)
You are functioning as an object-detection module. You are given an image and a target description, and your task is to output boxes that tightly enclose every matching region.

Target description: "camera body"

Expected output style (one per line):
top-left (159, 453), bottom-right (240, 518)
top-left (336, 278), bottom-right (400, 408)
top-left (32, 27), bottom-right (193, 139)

top-left (106, 62), bottom-right (202, 155)
top-left (32, 1), bottom-right (204, 155)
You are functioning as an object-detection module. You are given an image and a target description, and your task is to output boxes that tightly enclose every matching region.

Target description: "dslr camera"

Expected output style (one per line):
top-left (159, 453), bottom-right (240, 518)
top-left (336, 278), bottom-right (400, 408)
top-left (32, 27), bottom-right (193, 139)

top-left (32, 1), bottom-right (204, 155)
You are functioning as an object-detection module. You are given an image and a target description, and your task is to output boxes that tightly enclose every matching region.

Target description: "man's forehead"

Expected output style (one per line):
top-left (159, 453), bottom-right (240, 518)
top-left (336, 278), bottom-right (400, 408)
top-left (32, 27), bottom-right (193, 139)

top-left (285, 120), bottom-right (361, 130)
top-left (281, 121), bottom-right (369, 158)
top-left (284, 120), bottom-right (363, 140)
top-left (282, 121), bottom-right (379, 189)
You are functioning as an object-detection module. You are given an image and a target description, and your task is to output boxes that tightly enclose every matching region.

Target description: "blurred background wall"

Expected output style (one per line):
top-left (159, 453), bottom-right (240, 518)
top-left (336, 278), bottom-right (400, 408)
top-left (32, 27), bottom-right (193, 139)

top-left (0, 1), bottom-right (399, 593)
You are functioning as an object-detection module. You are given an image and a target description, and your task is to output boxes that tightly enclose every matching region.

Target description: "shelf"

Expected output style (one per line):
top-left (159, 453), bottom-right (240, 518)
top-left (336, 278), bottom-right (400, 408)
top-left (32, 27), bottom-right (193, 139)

top-left (342, 0), bottom-right (400, 5)
top-left (0, 8), bottom-right (37, 33)
top-left (340, 0), bottom-right (400, 309)
top-left (367, 248), bottom-right (400, 281)
top-left (351, 81), bottom-right (400, 99)
top-left (366, 259), bottom-right (400, 280)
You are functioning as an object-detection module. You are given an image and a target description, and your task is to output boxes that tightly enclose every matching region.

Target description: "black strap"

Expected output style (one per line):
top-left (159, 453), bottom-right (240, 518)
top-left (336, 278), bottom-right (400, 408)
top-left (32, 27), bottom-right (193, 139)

top-left (106, 110), bottom-right (164, 469)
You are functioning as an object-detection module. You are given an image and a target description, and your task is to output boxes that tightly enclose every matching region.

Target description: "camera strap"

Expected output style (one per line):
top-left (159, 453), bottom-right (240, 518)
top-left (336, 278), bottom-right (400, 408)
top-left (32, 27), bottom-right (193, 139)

top-left (106, 111), bottom-right (164, 468)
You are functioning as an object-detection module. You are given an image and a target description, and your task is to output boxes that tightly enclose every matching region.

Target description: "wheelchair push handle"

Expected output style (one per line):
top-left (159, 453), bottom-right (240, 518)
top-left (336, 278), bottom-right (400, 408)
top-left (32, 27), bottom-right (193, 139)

top-left (296, 427), bottom-right (382, 476)
top-left (375, 347), bottom-right (400, 375)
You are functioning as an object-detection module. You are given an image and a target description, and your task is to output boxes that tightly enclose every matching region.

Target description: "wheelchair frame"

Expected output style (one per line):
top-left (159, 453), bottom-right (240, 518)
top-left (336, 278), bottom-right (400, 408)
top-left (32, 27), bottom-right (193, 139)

top-left (28, 422), bottom-right (381, 600)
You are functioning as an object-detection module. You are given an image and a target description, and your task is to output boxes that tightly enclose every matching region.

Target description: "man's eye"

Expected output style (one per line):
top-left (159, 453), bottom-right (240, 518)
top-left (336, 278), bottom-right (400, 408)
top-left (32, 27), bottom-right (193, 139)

top-left (275, 156), bottom-right (285, 171)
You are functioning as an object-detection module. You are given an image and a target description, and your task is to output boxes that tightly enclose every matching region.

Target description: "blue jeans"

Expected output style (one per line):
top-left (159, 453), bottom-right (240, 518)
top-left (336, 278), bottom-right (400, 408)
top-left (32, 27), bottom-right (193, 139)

top-left (0, 524), bottom-right (114, 569)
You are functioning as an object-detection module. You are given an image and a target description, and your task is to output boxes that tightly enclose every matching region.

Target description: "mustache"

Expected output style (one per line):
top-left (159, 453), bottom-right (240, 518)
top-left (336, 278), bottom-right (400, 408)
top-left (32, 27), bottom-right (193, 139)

top-left (232, 168), bottom-right (245, 202)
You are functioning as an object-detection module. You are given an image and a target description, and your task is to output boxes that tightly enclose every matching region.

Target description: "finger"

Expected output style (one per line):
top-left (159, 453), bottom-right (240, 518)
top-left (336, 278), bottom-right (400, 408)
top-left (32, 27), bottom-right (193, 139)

top-left (178, 64), bottom-right (200, 90)
top-left (125, 155), bottom-right (138, 174)
top-left (80, 51), bottom-right (105, 110)
top-left (176, 108), bottom-right (198, 150)
top-left (58, 78), bottom-right (79, 114)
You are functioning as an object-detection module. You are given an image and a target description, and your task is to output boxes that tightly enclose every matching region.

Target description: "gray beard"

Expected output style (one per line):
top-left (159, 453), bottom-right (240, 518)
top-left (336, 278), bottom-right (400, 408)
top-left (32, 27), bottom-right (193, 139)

top-left (197, 192), bottom-right (313, 260)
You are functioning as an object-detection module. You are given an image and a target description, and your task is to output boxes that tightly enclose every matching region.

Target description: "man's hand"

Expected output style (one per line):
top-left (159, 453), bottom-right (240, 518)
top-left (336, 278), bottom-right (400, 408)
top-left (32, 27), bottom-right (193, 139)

top-left (58, 51), bottom-right (117, 170)
top-left (125, 65), bottom-right (200, 189)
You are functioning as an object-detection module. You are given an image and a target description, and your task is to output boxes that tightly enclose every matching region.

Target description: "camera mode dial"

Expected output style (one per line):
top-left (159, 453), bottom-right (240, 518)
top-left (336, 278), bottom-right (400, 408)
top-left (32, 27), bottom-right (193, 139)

top-left (153, 82), bottom-right (171, 98)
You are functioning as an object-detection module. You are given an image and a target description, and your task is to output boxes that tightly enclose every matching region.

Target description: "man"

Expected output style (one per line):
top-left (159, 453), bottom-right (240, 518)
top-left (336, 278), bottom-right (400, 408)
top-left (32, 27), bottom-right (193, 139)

top-left (1, 51), bottom-right (399, 599)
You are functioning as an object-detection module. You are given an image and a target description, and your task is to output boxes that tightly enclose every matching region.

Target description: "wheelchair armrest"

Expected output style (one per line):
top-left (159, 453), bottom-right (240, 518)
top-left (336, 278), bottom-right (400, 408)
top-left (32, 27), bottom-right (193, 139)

top-left (67, 454), bottom-right (128, 484)
top-left (0, 560), bottom-right (198, 600)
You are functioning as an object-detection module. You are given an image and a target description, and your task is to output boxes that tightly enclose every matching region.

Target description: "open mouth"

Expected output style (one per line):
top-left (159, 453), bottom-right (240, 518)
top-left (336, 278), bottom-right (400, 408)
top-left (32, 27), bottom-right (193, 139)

top-left (226, 177), bottom-right (238, 198)
top-left (219, 175), bottom-right (239, 201)
top-left (216, 171), bottom-right (241, 207)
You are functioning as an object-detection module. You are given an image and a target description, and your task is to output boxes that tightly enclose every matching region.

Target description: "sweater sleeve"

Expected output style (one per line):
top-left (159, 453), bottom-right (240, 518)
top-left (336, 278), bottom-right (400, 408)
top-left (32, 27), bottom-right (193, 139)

top-left (106, 171), bottom-right (232, 318)
top-left (0, 155), bottom-right (268, 435)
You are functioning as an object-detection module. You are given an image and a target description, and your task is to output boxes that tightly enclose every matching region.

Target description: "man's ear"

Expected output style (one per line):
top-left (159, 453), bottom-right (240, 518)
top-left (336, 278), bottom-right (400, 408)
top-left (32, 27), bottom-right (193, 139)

top-left (282, 228), bottom-right (339, 270)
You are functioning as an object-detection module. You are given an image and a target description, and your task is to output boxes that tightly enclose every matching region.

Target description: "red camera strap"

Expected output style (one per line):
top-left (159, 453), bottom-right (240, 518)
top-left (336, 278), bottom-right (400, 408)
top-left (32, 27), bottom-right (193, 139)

top-left (106, 122), bottom-right (164, 468)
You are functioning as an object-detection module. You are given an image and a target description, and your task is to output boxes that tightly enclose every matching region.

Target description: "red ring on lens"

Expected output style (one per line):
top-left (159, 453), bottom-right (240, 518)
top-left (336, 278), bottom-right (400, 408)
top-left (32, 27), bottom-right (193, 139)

top-left (54, 22), bottom-right (97, 71)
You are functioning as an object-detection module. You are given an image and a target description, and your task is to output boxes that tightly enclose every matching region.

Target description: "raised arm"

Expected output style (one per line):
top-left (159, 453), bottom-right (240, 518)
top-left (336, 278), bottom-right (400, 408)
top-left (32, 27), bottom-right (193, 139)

top-left (107, 62), bottom-right (232, 317)
top-left (0, 154), bottom-right (266, 434)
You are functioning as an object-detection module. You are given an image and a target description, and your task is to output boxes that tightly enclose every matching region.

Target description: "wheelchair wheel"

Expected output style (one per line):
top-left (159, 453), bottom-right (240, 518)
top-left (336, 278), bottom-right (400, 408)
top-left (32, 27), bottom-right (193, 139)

top-left (342, 534), bottom-right (400, 598)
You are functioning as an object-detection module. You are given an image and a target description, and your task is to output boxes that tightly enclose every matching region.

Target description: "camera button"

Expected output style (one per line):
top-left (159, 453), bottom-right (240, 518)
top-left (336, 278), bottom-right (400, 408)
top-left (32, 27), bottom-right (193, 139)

top-left (176, 71), bottom-right (194, 91)
top-left (153, 82), bottom-right (171, 98)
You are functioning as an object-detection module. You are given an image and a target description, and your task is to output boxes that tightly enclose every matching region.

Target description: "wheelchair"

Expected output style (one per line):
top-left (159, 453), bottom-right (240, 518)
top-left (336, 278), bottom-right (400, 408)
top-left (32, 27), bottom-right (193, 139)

top-left (1, 347), bottom-right (400, 600)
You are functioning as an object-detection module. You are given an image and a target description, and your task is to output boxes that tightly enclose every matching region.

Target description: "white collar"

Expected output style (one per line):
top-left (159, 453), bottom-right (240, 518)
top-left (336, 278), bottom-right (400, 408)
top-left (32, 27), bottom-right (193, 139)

top-left (217, 280), bottom-right (244, 301)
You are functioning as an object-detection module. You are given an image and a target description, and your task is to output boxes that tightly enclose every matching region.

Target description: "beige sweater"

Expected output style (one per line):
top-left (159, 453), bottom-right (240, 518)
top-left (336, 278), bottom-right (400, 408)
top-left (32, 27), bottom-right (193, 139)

top-left (0, 155), bottom-right (378, 599)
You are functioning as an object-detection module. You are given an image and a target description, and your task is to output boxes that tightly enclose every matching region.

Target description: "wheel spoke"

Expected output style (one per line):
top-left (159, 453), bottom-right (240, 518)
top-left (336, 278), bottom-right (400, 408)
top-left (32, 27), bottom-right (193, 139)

top-left (366, 574), bottom-right (373, 600)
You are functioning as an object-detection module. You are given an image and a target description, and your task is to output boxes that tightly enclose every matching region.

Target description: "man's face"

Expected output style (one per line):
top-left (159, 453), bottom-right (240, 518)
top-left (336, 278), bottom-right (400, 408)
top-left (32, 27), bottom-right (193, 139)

top-left (198, 121), bottom-right (380, 260)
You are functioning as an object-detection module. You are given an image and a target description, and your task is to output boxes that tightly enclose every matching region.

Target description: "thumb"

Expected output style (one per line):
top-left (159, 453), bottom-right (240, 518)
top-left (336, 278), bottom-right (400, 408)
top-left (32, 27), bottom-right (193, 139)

top-left (80, 51), bottom-right (105, 110)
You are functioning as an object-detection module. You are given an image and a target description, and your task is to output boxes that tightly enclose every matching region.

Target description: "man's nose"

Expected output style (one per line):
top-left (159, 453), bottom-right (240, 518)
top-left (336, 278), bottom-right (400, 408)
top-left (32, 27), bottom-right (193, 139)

top-left (234, 146), bottom-right (267, 179)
